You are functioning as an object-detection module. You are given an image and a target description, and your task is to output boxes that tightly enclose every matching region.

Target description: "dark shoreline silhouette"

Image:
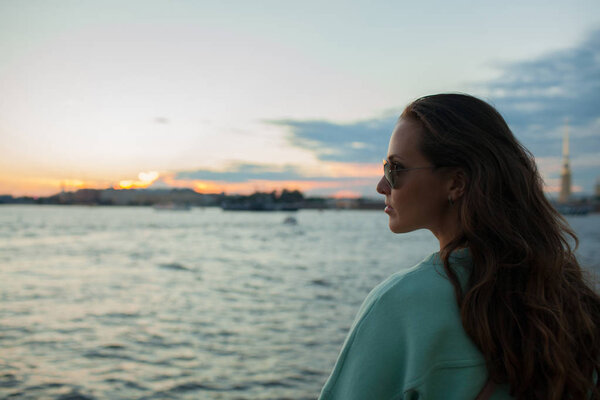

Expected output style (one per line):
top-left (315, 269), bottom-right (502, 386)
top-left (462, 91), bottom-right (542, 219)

top-left (0, 188), bottom-right (385, 210)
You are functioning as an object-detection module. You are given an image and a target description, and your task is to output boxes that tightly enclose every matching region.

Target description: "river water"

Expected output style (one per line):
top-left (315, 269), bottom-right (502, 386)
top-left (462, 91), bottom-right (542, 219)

top-left (1, 205), bottom-right (599, 399)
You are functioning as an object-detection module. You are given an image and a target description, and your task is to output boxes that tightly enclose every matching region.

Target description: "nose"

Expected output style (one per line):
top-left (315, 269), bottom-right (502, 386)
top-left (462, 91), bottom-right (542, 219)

top-left (376, 175), bottom-right (391, 195)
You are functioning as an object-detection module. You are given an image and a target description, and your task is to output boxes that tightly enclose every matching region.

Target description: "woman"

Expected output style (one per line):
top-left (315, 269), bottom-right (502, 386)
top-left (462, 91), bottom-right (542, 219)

top-left (318, 94), bottom-right (600, 399)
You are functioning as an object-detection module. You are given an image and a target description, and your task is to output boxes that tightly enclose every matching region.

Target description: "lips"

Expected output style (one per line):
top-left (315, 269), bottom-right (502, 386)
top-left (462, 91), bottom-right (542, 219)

top-left (385, 204), bottom-right (394, 213)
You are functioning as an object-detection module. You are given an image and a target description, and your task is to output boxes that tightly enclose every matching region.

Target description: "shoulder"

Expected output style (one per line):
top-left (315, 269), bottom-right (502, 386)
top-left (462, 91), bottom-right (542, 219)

top-left (319, 251), bottom-right (489, 400)
top-left (359, 250), bottom-right (476, 341)
top-left (359, 250), bottom-right (486, 372)
top-left (334, 251), bottom-right (451, 355)
top-left (347, 251), bottom-right (480, 370)
top-left (358, 252), bottom-right (457, 319)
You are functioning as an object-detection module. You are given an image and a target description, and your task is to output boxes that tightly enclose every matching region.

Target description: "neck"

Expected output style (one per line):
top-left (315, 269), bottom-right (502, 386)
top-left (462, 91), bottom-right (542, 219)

top-left (431, 210), bottom-right (462, 250)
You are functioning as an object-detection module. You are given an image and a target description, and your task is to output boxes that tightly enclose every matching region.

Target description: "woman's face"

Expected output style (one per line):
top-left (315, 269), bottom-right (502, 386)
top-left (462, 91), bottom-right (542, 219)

top-left (376, 118), bottom-right (451, 234)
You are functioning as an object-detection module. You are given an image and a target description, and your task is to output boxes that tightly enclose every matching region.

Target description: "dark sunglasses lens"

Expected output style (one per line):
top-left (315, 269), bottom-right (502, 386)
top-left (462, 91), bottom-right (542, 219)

top-left (383, 161), bottom-right (394, 188)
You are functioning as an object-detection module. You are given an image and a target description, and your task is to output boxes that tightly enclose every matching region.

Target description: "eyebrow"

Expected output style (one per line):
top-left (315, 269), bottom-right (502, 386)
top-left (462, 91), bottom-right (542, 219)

top-left (387, 154), bottom-right (405, 161)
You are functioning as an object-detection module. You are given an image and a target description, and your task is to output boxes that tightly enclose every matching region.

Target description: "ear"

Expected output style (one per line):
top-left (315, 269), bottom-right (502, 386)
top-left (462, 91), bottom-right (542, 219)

top-left (447, 168), bottom-right (467, 201)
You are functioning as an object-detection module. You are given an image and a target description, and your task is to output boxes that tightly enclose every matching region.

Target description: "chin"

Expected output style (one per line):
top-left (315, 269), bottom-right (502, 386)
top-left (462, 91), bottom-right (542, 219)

top-left (388, 221), bottom-right (408, 234)
top-left (388, 217), bottom-right (418, 234)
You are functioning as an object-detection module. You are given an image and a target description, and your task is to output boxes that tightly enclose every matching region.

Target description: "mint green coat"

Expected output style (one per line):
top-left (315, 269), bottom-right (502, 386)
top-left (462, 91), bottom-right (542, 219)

top-left (319, 250), bottom-right (512, 399)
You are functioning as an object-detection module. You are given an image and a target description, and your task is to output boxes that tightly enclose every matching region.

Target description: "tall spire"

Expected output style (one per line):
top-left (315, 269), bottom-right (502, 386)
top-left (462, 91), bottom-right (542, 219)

top-left (559, 118), bottom-right (571, 204)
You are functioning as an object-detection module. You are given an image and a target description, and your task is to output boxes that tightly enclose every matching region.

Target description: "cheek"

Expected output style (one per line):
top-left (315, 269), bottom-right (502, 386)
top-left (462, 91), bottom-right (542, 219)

top-left (392, 181), bottom-right (426, 204)
top-left (391, 179), bottom-right (445, 213)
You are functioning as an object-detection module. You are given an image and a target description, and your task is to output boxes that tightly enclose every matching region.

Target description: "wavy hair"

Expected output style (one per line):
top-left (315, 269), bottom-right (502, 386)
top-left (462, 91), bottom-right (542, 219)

top-left (401, 93), bottom-right (600, 399)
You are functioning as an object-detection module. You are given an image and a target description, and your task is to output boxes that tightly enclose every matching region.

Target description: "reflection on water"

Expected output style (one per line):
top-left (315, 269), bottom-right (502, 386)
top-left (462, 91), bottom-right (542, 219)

top-left (1, 206), bottom-right (598, 399)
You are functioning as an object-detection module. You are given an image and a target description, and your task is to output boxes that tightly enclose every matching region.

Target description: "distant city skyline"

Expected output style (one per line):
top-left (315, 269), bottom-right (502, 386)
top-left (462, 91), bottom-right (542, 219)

top-left (1, 1), bottom-right (599, 197)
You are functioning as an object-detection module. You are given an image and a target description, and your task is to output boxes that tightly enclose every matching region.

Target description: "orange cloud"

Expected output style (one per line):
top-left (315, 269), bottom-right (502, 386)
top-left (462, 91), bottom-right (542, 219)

top-left (0, 174), bottom-right (112, 197)
top-left (114, 170), bottom-right (160, 189)
top-left (159, 172), bottom-right (347, 195)
top-left (325, 162), bottom-right (381, 178)
top-left (298, 161), bottom-right (381, 178)
top-left (331, 190), bottom-right (362, 199)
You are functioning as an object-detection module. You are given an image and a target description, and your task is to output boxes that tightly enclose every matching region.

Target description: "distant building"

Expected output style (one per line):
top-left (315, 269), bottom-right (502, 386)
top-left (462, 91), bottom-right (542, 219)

top-left (99, 188), bottom-right (209, 206)
top-left (559, 120), bottom-right (572, 204)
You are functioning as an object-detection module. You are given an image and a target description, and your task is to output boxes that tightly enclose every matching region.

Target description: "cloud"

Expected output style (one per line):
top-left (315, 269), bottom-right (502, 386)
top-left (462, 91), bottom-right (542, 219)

top-left (176, 162), bottom-right (306, 182)
top-left (272, 29), bottom-right (600, 194)
top-left (154, 117), bottom-right (170, 124)
top-left (476, 29), bottom-right (600, 194)
top-left (174, 161), bottom-right (381, 183)
top-left (476, 29), bottom-right (600, 153)
top-left (161, 161), bottom-right (383, 196)
top-left (270, 115), bottom-right (397, 163)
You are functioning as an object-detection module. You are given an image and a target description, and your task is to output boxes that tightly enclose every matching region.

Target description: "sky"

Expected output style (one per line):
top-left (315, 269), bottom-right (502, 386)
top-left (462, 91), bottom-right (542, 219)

top-left (1, 0), bottom-right (599, 198)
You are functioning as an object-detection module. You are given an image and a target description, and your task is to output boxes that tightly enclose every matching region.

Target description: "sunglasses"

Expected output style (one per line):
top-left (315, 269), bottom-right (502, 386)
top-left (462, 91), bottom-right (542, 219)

top-left (383, 159), bottom-right (435, 188)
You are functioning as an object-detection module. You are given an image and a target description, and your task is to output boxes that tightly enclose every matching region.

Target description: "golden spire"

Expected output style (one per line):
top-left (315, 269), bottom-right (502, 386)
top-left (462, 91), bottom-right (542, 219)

top-left (558, 118), bottom-right (571, 204)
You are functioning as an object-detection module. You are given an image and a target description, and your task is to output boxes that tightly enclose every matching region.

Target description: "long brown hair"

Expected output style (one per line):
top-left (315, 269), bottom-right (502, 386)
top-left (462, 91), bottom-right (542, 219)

top-left (402, 93), bottom-right (600, 399)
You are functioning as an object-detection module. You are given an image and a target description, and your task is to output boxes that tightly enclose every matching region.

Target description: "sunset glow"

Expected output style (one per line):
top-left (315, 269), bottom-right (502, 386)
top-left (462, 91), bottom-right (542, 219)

top-left (115, 171), bottom-right (160, 190)
top-left (302, 162), bottom-right (382, 178)
top-left (0, 174), bottom-right (113, 197)
top-left (331, 190), bottom-right (362, 199)
top-left (182, 179), bottom-right (350, 195)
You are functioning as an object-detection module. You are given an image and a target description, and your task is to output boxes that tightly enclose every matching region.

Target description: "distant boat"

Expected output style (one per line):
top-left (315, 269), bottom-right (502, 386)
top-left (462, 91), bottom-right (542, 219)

top-left (221, 200), bottom-right (299, 212)
top-left (283, 216), bottom-right (298, 225)
top-left (153, 203), bottom-right (191, 211)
